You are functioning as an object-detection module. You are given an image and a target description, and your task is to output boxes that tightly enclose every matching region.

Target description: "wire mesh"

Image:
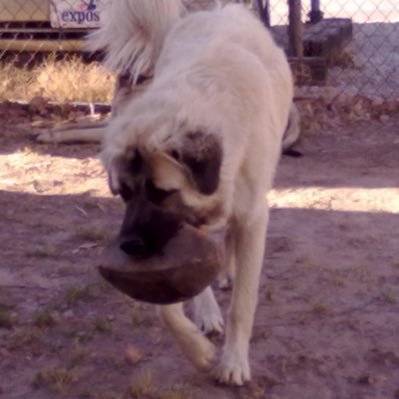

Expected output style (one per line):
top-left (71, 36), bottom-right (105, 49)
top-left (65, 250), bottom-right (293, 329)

top-left (0, 0), bottom-right (398, 103)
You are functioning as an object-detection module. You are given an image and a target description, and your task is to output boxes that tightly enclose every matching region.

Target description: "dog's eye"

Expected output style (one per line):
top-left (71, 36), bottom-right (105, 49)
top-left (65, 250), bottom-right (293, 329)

top-left (145, 179), bottom-right (174, 203)
top-left (119, 182), bottom-right (134, 202)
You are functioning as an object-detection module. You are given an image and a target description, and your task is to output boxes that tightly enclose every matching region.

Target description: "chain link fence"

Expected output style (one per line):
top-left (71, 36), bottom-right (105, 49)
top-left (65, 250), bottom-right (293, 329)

top-left (0, 0), bottom-right (398, 105)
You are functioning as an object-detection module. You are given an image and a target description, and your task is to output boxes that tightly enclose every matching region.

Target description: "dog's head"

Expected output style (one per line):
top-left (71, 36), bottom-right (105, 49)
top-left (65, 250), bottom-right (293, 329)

top-left (102, 114), bottom-right (225, 259)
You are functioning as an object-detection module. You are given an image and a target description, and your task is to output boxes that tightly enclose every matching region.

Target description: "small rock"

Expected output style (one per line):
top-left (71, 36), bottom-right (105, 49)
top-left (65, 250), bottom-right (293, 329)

top-left (124, 344), bottom-right (143, 365)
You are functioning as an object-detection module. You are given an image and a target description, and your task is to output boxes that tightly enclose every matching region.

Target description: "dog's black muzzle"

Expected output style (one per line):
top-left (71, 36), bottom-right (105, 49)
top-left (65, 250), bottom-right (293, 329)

top-left (118, 199), bottom-right (182, 259)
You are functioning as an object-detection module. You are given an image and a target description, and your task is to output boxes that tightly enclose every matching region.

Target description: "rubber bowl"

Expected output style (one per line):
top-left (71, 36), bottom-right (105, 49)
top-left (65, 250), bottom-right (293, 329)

top-left (97, 224), bottom-right (224, 305)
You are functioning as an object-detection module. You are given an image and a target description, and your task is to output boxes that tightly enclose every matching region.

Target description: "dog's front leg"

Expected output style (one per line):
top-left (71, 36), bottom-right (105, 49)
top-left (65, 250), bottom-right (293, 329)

top-left (158, 302), bottom-right (215, 369)
top-left (214, 207), bottom-right (269, 385)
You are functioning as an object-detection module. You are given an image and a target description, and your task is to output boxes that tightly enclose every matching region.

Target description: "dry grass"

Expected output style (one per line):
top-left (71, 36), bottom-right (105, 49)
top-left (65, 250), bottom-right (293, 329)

top-left (7, 328), bottom-right (43, 351)
top-left (311, 301), bottom-right (330, 315)
top-left (25, 244), bottom-right (58, 258)
top-left (0, 309), bottom-right (16, 329)
top-left (126, 369), bottom-right (157, 399)
top-left (68, 342), bottom-right (89, 369)
top-left (161, 387), bottom-right (193, 399)
top-left (74, 225), bottom-right (110, 242)
top-left (92, 317), bottom-right (113, 334)
top-left (32, 366), bottom-right (75, 394)
top-left (0, 55), bottom-right (114, 103)
top-left (380, 291), bottom-right (398, 304)
top-left (0, 295), bottom-right (17, 329)
top-left (125, 370), bottom-right (194, 399)
top-left (33, 308), bottom-right (58, 328)
top-left (63, 284), bottom-right (99, 306)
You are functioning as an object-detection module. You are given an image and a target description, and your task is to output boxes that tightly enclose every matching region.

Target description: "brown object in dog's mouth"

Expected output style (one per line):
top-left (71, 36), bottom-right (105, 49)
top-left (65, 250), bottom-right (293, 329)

top-left (97, 224), bottom-right (224, 305)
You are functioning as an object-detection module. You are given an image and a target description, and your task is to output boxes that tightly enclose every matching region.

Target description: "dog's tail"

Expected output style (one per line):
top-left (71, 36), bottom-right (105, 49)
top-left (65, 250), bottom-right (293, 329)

top-left (282, 103), bottom-right (302, 157)
top-left (88, 0), bottom-right (186, 83)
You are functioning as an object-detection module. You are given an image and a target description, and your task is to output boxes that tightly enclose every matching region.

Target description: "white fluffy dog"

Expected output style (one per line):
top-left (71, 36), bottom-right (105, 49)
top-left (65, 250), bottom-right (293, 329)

top-left (91, 0), bottom-right (293, 385)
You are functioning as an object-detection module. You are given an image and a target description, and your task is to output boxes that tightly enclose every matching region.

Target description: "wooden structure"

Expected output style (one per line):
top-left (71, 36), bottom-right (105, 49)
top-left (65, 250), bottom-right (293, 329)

top-left (282, 0), bottom-right (353, 85)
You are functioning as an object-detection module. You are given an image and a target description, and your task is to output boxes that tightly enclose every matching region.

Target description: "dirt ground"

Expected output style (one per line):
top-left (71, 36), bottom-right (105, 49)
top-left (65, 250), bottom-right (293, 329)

top-left (0, 114), bottom-right (398, 399)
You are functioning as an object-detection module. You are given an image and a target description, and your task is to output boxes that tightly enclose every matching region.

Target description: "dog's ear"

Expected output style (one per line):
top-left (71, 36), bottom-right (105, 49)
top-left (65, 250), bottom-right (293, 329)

top-left (150, 151), bottom-right (187, 191)
top-left (176, 131), bottom-right (222, 195)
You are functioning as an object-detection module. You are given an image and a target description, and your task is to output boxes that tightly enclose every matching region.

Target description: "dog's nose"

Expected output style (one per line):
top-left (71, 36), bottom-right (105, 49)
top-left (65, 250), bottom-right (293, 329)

top-left (119, 235), bottom-right (147, 257)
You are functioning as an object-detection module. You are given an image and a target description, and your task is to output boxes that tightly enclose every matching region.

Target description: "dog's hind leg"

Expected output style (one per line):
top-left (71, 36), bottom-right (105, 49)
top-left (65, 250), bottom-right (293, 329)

top-left (158, 302), bottom-right (215, 369)
top-left (214, 207), bottom-right (269, 385)
top-left (193, 286), bottom-right (224, 334)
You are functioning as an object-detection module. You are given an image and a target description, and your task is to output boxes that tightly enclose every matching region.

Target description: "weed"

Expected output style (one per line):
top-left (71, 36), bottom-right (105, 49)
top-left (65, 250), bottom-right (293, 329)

top-left (345, 317), bottom-right (360, 331)
top-left (92, 317), bottom-right (112, 334)
top-left (311, 302), bottom-right (329, 315)
top-left (380, 291), bottom-right (397, 304)
top-left (32, 366), bottom-right (74, 394)
top-left (74, 225), bottom-right (110, 242)
top-left (0, 309), bottom-right (16, 329)
top-left (7, 328), bottom-right (42, 351)
top-left (161, 387), bottom-right (193, 399)
top-left (68, 342), bottom-right (89, 369)
top-left (33, 309), bottom-right (57, 328)
top-left (126, 369), bottom-right (157, 399)
top-left (0, 291), bottom-right (15, 310)
top-left (0, 294), bottom-right (17, 329)
top-left (238, 381), bottom-right (266, 399)
top-left (332, 276), bottom-right (346, 287)
top-left (64, 284), bottom-right (99, 306)
top-left (25, 245), bottom-right (57, 258)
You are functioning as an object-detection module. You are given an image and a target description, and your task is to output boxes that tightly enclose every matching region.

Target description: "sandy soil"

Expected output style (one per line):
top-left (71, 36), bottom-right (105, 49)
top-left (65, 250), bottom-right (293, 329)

top-left (0, 113), bottom-right (398, 399)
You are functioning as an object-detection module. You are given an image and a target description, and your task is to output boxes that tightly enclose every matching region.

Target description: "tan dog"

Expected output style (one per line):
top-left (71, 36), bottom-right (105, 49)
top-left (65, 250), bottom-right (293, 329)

top-left (51, 0), bottom-right (294, 385)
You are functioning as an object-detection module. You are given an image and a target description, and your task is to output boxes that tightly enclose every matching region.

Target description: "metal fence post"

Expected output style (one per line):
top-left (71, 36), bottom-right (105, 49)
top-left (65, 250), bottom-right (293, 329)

top-left (308, 0), bottom-right (324, 23)
top-left (287, 0), bottom-right (303, 57)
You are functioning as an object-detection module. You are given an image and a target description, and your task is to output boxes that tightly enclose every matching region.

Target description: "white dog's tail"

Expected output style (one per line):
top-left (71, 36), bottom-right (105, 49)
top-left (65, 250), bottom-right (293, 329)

top-left (88, 0), bottom-right (186, 83)
top-left (282, 103), bottom-right (302, 156)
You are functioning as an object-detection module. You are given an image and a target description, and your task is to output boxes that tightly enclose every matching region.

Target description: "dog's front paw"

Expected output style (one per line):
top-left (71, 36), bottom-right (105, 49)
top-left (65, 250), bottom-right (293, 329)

top-left (194, 307), bottom-right (224, 335)
top-left (186, 336), bottom-right (216, 370)
top-left (213, 350), bottom-right (251, 386)
top-left (194, 288), bottom-right (224, 335)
